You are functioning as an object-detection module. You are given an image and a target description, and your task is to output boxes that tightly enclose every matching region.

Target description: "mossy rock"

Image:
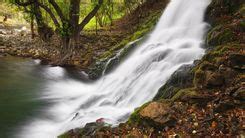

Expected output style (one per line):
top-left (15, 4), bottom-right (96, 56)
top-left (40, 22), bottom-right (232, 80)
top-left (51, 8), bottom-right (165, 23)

top-left (206, 25), bottom-right (235, 46)
top-left (171, 88), bottom-right (198, 102)
top-left (127, 102), bottom-right (151, 125)
top-left (205, 0), bottom-right (243, 25)
top-left (154, 64), bottom-right (195, 100)
top-left (202, 44), bottom-right (242, 64)
top-left (193, 68), bottom-right (206, 88)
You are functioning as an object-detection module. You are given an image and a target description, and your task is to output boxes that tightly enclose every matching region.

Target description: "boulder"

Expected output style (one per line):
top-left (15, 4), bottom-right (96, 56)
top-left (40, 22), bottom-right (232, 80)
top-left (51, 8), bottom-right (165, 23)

top-left (205, 0), bottom-right (243, 25)
top-left (206, 26), bottom-right (234, 47)
top-left (206, 71), bottom-right (224, 87)
top-left (154, 64), bottom-right (195, 100)
top-left (228, 53), bottom-right (245, 70)
top-left (139, 102), bottom-right (176, 128)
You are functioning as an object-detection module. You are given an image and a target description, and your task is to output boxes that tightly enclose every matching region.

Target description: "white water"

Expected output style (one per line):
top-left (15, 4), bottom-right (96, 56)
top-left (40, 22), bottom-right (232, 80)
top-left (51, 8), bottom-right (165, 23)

top-left (19, 0), bottom-right (210, 137)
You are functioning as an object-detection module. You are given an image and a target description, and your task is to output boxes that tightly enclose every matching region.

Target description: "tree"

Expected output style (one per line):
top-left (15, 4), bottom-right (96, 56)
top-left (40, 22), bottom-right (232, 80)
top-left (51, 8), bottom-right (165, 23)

top-left (14, 0), bottom-right (103, 63)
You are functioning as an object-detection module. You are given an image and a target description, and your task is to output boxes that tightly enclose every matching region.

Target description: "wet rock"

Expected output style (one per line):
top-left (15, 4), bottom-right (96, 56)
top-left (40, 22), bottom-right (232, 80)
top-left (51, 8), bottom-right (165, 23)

top-left (88, 39), bottom-right (139, 80)
top-left (154, 64), bottom-right (195, 100)
top-left (81, 122), bottom-right (105, 136)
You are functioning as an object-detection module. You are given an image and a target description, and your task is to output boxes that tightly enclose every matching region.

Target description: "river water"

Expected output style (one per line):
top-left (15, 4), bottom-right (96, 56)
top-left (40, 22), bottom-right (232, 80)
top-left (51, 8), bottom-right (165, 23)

top-left (0, 56), bottom-right (86, 138)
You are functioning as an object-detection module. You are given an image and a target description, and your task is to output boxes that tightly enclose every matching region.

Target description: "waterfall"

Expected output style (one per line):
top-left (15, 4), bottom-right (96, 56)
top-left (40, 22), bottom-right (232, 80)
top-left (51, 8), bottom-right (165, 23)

top-left (19, 0), bottom-right (211, 137)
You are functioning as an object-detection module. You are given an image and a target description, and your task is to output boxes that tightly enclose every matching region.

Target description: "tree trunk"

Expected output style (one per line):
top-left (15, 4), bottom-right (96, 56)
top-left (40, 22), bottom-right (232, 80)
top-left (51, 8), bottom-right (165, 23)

top-left (69, 0), bottom-right (81, 50)
top-left (33, 2), bottom-right (53, 41)
top-left (30, 15), bottom-right (35, 39)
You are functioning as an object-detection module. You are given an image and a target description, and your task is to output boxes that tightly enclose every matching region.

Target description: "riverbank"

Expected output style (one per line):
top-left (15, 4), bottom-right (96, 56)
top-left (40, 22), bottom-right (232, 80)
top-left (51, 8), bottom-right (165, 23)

top-left (59, 0), bottom-right (245, 137)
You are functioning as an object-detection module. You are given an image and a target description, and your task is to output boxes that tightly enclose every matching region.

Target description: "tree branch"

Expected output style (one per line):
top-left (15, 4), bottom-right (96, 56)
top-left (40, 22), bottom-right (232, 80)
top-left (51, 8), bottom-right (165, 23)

top-left (15, 0), bottom-right (34, 6)
top-left (48, 0), bottom-right (67, 22)
top-left (15, 0), bottom-right (60, 28)
top-left (78, 0), bottom-right (103, 31)
top-left (37, 2), bottom-right (60, 28)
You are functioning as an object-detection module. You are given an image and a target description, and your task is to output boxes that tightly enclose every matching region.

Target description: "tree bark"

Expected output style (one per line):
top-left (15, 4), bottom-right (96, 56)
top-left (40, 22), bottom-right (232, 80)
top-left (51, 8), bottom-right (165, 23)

top-left (33, 2), bottom-right (53, 41)
top-left (69, 0), bottom-right (81, 50)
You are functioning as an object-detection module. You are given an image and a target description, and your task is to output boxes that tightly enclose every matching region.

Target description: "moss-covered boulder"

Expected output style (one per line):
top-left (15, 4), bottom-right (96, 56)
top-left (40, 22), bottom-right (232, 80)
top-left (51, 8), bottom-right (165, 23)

top-left (206, 25), bottom-right (234, 46)
top-left (154, 64), bottom-right (196, 100)
top-left (205, 0), bottom-right (243, 25)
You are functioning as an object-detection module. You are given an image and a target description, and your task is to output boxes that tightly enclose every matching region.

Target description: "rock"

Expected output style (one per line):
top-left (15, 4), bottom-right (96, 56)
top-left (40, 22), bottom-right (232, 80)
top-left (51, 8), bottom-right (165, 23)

top-left (219, 65), bottom-right (237, 84)
top-left (233, 87), bottom-right (245, 100)
top-left (88, 39), bottom-right (140, 80)
top-left (205, 0), bottom-right (243, 25)
top-left (0, 30), bottom-right (6, 35)
top-left (139, 102), bottom-right (176, 128)
top-left (154, 64), bottom-right (195, 100)
top-left (0, 46), bottom-right (6, 49)
top-left (214, 99), bottom-right (236, 113)
top-left (228, 53), bottom-right (245, 70)
top-left (82, 122), bottom-right (105, 136)
top-left (206, 72), bottom-right (224, 87)
top-left (180, 92), bottom-right (214, 105)
top-left (206, 26), bottom-right (234, 46)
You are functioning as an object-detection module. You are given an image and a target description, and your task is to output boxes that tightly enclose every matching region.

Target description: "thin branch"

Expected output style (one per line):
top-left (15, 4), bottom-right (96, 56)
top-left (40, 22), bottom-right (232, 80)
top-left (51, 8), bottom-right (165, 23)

top-left (78, 0), bottom-right (103, 31)
top-left (48, 0), bottom-right (67, 22)
top-left (15, 0), bottom-right (34, 6)
top-left (37, 2), bottom-right (60, 28)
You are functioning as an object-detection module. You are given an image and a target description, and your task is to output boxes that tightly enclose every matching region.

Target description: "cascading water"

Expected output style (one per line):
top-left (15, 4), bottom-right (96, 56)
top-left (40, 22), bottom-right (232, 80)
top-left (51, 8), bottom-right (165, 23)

top-left (19, 0), bottom-right (211, 137)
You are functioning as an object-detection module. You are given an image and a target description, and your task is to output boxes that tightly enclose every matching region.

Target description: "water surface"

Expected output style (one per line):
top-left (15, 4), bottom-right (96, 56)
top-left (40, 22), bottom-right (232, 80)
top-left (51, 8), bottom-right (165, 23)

top-left (0, 56), bottom-right (81, 138)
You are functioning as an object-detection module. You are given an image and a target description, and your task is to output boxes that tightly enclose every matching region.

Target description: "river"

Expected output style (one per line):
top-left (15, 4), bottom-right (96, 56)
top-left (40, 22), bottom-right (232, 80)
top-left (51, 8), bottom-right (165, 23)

top-left (0, 56), bottom-right (86, 138)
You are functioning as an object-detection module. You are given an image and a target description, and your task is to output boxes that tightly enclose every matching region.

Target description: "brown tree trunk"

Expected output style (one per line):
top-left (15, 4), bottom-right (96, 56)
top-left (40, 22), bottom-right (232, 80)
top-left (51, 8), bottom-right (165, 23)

top-left (30, 15), bottom-right (35, 39)
top-left (33, 2), bottom-right (53, 41)
top-left (69, 0), bottom-right (81, 50)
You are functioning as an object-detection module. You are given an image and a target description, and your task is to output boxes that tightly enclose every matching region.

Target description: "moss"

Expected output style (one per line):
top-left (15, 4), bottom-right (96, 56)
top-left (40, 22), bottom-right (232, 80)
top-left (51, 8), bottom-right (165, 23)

top-left (127, 102), bottom-right (151, 125)
top-left (171, 88), bottom-right (197, 101)
top-left (99, 51), bottom-right (113, 60)
top-left (58, 133), bottom-right (70, 138)
top-left (206, 25), bottom-right (235, 46)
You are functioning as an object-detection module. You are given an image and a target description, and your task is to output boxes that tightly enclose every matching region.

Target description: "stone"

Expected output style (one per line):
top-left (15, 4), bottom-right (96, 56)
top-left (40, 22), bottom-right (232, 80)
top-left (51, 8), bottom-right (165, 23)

top-left (233, 87), bottom-right (245, 100)
top-left (206, 72), bottom-right (224, 87)
top-left (81, 122), bottom-right (105, 136)
top-left (214, 99), bottom-right (236, 113)
top-left (154, 64), bottom-right (195, 100)
top-left (139, 102), bottom-right (176, 128)
top-left (219, 66), bottom-right (237, 84)
top-left (228, 53), bottom-right (245, 70)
